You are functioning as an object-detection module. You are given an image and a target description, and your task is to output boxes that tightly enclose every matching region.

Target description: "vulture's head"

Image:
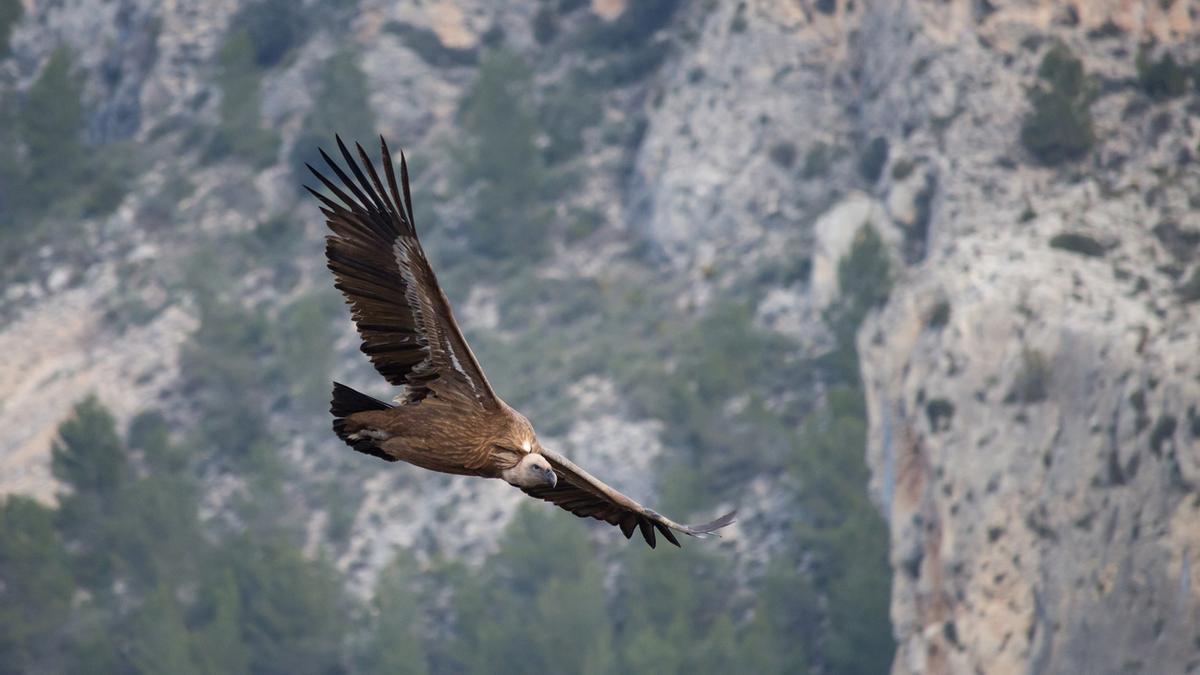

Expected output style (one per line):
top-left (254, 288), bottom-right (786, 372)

top-left (502, 452), bottom-right (558, 489)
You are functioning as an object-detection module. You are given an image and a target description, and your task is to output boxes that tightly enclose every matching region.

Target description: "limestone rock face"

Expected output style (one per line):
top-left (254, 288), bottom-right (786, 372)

top-left (848, 2), bottom-right (1200, 673)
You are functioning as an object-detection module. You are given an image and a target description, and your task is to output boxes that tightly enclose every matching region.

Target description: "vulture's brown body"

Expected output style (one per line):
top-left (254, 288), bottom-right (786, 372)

top-left (307, 136), bottom-right (735, 548)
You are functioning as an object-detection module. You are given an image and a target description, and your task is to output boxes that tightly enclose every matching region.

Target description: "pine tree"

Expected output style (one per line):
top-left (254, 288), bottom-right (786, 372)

top-left (456, 49), bottom-right (552, 260)
top-left (52, 396), bottom-right (130, 589)
top-left (0, 497), bottom-right (73, 674)
top-left (125, 586), bottom-right (201, 675)
top-left (451, 506), bottom-right (613, 675)
top-left (19, 47), bottom-right (88, 211)
top-left (191, 570), bottom-right (251, 675)
top-left (365, 554), bottom-right (429, 675)
top-left (209, 30), bottom-right (280, 166)
top-left (290, 48), bottom-right (376, 186)
top-left (0, 0), bottom-right (21, 55)
top-left (225, 539), bottom-right (347, 674)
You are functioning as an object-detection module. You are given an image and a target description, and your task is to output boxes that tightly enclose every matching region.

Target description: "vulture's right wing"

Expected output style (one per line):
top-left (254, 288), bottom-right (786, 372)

top-left (522, 447), bottom-right (736, 549)
top-left (307, 136), bottom-right (497, 408)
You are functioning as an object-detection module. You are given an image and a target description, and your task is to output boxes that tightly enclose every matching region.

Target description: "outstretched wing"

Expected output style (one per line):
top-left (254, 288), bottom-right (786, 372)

top-left (307, 136), bottom-right (497, 408)
top-left (522, 447), bottom-right (736, 549)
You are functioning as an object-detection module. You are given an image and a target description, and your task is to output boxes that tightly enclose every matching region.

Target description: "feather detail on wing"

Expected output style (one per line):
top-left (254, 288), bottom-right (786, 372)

top-left (306, 136), bottom-right (497, 408)
top-left (522, 447), bottom-right (736, 549)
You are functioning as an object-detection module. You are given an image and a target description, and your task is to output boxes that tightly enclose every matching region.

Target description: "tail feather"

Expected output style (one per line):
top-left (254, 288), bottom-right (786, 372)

top-left (330, 382), bottom-right (397, 462)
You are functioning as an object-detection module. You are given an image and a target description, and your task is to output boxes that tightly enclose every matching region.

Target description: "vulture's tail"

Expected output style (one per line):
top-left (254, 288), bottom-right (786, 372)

top-left (330, 382), bottom-right (397, 462)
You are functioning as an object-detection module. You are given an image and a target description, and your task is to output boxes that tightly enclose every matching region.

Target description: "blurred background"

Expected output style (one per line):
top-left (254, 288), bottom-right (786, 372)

top-left (0, 1), bottom-right (1198, 673)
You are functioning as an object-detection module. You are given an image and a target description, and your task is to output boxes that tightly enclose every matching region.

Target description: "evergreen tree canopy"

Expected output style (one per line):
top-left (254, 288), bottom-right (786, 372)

top-left (290, 48), bottom-right (377, 187)
top-left (20, 47), bottom-right (88, 208)
top-left (456, 49), bottom-right (552, 260)
top-left (0, 497), bottom-right (73, 674)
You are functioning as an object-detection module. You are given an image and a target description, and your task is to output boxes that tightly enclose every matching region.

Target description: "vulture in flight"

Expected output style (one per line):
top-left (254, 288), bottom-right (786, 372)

top-left (306, 136), bottom-right (735, 548)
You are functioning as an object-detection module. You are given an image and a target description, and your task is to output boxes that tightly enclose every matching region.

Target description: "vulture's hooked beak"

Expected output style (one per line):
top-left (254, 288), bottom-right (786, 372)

top-left (540, 466), bottom-right (558, 488)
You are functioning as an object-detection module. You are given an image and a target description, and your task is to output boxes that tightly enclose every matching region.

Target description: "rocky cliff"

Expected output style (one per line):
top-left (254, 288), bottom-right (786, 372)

top-left (850, 2), bottom-right (1200, 674)
top-left (1, 0), bottom-right (1198, 672)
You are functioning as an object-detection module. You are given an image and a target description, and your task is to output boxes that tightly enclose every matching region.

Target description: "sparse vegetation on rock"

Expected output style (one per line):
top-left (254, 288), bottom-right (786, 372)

top-left (456, 50), bottom-right (553, 260)
top-left (1020, 42), bottom-right (1095, 165)
top-left (289, 48), bottom-right (377, 185)
top-left (1006, 348), bottom-right (1051, 404)
top-left (0, 0), bottom-right (20, 55)
top-left (1050, 231), bottom-right (1106, 257)
top-left (858, 136), bottom-right (889, 183)
top-left (207, 31), bottom-right (281, 166)
top-left (1136, 46), bottom-right (1189, 100)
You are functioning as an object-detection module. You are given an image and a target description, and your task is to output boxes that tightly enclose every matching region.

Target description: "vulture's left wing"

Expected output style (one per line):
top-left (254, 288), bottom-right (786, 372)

top-left (522, 447), bottom-right (736, 548)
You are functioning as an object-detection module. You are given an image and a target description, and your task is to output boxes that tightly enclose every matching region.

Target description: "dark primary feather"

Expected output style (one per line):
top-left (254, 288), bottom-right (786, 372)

top-left (523, 448), bottom-right (736, 549)
top-left (306, 136), bottom-right (497, 407)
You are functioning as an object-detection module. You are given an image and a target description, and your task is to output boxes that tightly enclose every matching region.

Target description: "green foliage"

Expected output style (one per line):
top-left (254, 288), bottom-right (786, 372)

top-left (125, 587), bottom-right (199, 675)
top-left (787, 386), bottom-right (894, 673)
top-left (1006, 348), bottom-right (1051, 404)
top-left (450, 505), bottom-right (614, 675)
top-left (1150, 414), bottom-right (1177, 454)
top-left (364, 555), bottom-right (430, 675)
top-left (54, 399), bottom-right (205, 595)
top-left (1021, 42), bottom-right (1095, 165)
top-left (4, 397), bottom-right (354, 673)
top-left (207, 31), bottom-right (280, 167)
top-left (768, 141), bottom-right (797, 168)
top-left (839, 225), bottom-right (892, 315)
top-left (819, 507), bottom-right (893, 673)
top-left (926, 398), bottom-right (955, 431)
top-left (0, 99), bottom-right (19, 240)
top-left (7, 47), bottom-right (129, 226)
top-left (456, 49), bottom-right (553, 260)
top-left (741, 562), bottom-right (816, 672)
top-left (224, 539), bottom-right (348, 674)
top-left (190, 570), bottom-right (252, 674)
top-left (1136, 46), bottom-right (1188, 100)
top-left (891, 158), bottom-right (916, 180)
top-left (532, 7), bottom-right (559, 45)
top-left (129, 410), bottom-right (187, 474)
top-left (16, 47), bottom-right (84, 186)
top-left (1049, 231), bottom-right (1106, 257)
top-left (51, 396), bottom-right (128, 502)
top-left (179, 299), bottom-right (275, 465)
top-left (539, 72), bottom-right (603, 165)
top-left (858, 136), bottom-right (889, 183)
top-left (822, 226), bottom-right (892, 385)
top-left (290, 48), bottom-right (377, 185)
top-left (230, 0), bottom-right (308, 68)
top-left (1179, 269), bottom-right (1200, 302)
top-left (616, 545), bottom-right (740, 674)
top-left (927, 299), bottom-right (951, 328)
top-left (273, 291), bottom-right (339, 410)
top-left (0, 0), bottom-right (20, 55)
top-left (565, 207), bottom-right (605, 243)
top-left (802, 142), bottom-right (833, 179)
top-left (0, 497), bottom-right (73, 673)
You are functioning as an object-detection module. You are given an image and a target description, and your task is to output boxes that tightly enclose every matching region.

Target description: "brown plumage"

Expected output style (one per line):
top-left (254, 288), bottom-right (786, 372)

top-left (308, 136), bottom-right (735, 548)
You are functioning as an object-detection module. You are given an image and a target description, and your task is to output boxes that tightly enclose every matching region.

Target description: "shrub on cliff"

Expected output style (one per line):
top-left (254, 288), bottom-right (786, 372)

top-left (1020, 42), bottom-right (1095, 165)
top-left (1136, 47), bottom-right (1188, 100)
top-left (0, 0), bottom-right (20, 55)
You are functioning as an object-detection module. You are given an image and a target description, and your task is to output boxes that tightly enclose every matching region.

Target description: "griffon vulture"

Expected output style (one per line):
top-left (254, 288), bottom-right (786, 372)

top-left (306, 136), bottom-right (735, 548)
